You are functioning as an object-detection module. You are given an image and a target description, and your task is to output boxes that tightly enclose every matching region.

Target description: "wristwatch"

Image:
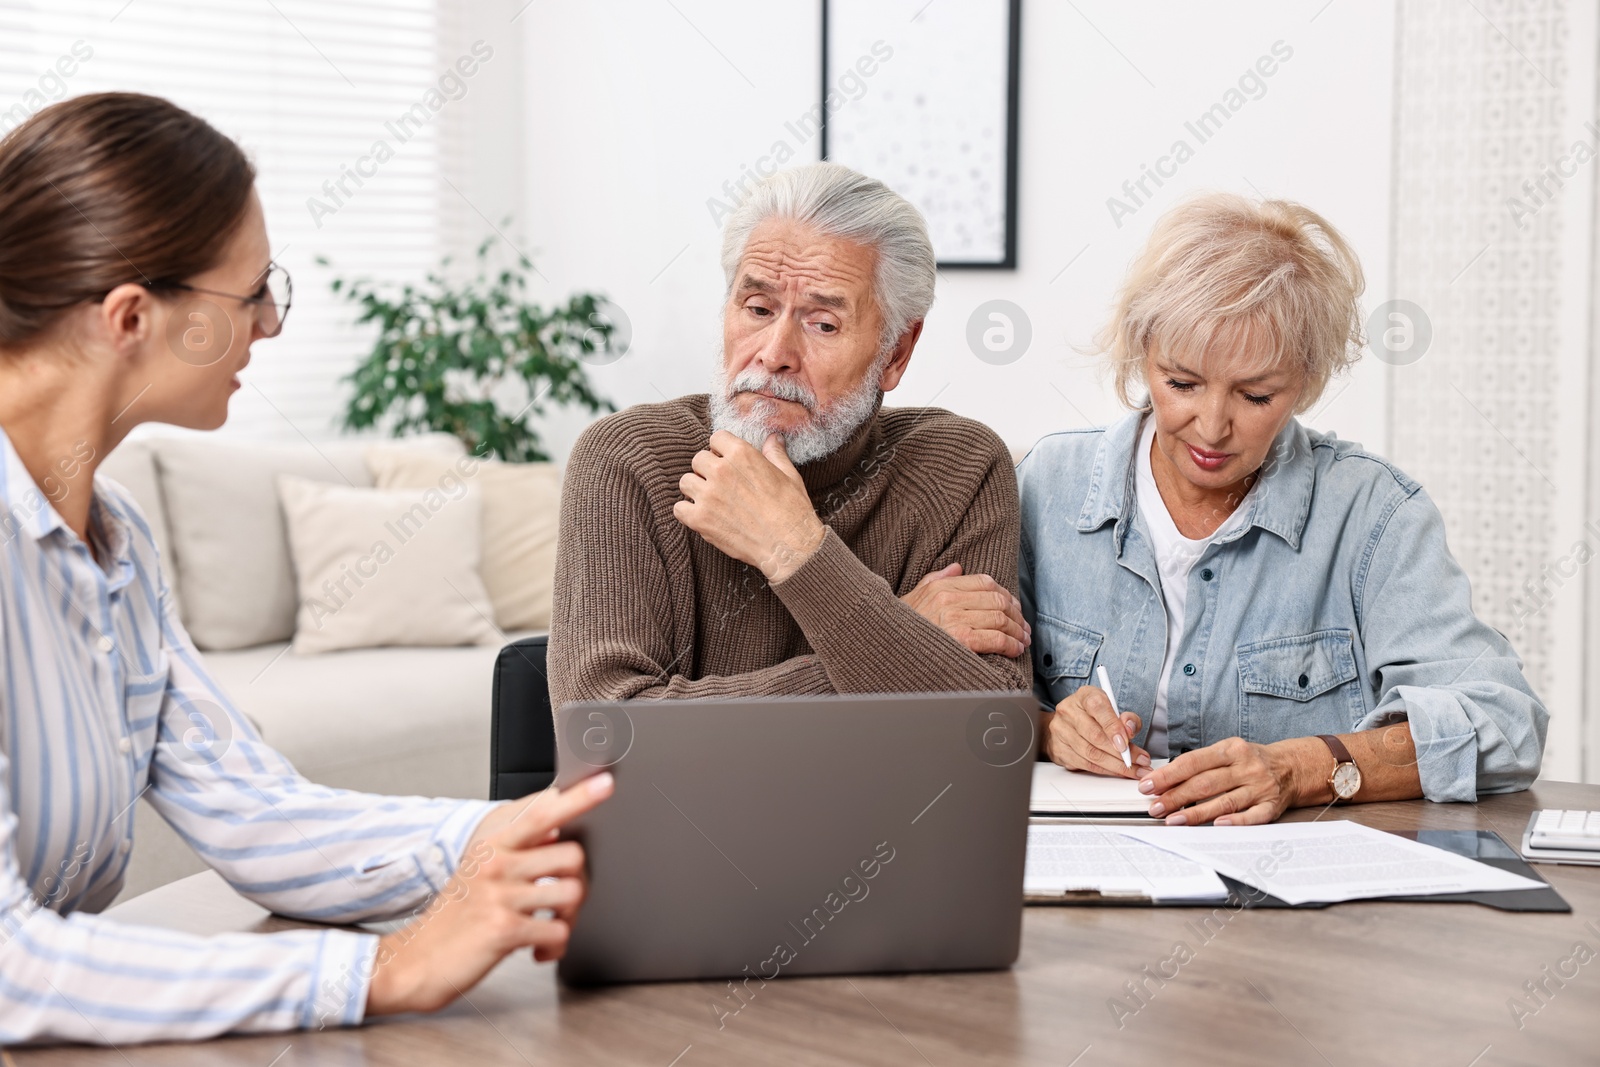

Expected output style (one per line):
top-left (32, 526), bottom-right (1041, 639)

top-left (1316, 734), bottom-right (1361, 802)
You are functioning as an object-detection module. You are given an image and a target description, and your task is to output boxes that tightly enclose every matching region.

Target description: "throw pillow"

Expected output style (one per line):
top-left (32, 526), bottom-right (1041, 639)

top-left (152, 433), bottom-right (465, 650)
top-left (275, 474), bottom-right (499, 654)
top-left (365, 447), bottom-right (560, 631)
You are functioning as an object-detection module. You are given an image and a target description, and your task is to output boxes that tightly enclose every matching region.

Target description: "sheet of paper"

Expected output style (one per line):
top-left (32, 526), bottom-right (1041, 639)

top-left (1030, 760), bottom-right (1166, 814)
top-left (1116, 821), bottom-right (1547, 905)
top-left (1024, 824), bottom-right (1229, 902)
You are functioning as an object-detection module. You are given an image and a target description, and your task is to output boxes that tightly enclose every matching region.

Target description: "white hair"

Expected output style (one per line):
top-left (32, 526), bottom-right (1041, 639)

top-left (719, 161), bottom-right (936, 353)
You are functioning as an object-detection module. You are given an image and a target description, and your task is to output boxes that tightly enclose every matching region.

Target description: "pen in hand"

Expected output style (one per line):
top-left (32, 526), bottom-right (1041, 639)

top-left (1096, 665), bottom-right (1133, 770)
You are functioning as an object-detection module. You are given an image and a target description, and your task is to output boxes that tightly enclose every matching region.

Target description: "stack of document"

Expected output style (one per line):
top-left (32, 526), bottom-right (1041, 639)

top-left (1115, 822), bottom-right (1546, 904)
top-left (1024, 820), bottom-right (1549, 905)
top-left (1025, 824), bottom-right (1228, 902)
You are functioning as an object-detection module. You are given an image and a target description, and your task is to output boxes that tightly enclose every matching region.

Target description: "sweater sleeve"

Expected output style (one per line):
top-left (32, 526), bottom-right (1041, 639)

top-left (548, 423), bottom-right (832, 708)
top-left (770, 446), bottom-right (1032, 694)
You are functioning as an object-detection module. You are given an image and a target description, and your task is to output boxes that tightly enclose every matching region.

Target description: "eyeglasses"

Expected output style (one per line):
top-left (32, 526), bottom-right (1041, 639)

top-left (151, 262), bottom-right (294, 338)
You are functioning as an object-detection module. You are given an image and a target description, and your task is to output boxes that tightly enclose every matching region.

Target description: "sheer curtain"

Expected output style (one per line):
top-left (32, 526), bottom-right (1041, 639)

top-left (1388, 0), bottom-right (1599, 781)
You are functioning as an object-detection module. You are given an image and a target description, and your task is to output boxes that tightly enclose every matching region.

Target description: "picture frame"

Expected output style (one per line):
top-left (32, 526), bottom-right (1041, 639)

top-left (820, 0), bottom-right (1022, 269)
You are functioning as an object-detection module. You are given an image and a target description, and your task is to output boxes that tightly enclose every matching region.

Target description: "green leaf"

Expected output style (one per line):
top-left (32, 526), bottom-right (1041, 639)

top-left (329, 228), bottom-right (613, 459)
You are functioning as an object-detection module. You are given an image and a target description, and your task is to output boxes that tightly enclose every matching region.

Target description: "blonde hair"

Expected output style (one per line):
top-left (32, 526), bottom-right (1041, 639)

top-left (1099, 192), bottom-right (1366, 413)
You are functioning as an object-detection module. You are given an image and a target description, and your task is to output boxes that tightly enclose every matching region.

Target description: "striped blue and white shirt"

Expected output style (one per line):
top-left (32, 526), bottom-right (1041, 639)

top-left (0, 427), bottom-right (498, 1045)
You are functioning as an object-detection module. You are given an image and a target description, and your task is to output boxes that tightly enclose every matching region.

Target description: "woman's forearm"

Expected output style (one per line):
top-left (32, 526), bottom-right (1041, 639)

top-left (1279, 723), bottom-right (1423, 808)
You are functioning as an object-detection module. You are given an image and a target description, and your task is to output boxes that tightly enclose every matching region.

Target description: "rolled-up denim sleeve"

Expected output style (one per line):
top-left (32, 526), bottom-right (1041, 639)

top-left (1355, 487), bottom-right (1548, 801)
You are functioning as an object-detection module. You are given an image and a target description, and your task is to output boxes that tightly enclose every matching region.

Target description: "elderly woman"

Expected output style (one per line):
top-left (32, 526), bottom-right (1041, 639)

top-left (1019, 193), bottom-right (1547, 825)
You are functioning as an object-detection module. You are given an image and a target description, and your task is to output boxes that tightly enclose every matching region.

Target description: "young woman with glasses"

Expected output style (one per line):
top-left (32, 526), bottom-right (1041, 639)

top-left (0, 92), bottom-right (612, 1045)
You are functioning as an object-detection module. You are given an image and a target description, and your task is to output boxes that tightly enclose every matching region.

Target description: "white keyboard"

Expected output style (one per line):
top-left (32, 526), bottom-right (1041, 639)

top-left (1527, 810), bottom-right (1600, 853)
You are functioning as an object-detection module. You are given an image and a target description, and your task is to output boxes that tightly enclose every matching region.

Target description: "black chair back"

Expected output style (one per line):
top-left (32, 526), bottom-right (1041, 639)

top-left (489, 634), bottom-right (556, 800)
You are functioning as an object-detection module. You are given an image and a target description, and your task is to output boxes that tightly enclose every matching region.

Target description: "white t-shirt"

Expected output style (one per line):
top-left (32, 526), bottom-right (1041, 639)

top-left (1134, 416), bottom-right (1257, 756)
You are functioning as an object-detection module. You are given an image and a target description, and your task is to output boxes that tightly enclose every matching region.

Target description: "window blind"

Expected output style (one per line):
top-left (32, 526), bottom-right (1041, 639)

top-left (0, 0), bottom-right (457, 440)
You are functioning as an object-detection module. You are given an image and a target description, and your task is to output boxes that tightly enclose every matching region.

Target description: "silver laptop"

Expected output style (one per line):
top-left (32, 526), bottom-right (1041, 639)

top-left (553, 691), bottom-right (1037, 986)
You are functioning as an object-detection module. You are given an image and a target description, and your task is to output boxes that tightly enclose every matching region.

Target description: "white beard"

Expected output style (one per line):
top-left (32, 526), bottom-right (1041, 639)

top-left (707, 356), bottom-right (885, 465)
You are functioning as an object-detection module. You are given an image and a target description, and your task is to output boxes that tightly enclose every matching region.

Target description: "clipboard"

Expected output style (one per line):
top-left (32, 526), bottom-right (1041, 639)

top-left (1027, 829), bottom-right (1570, 912)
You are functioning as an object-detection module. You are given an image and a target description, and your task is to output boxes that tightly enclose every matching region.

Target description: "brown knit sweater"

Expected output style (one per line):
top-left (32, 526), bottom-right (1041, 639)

top-left (547, 394), bottom-right (1031, 708)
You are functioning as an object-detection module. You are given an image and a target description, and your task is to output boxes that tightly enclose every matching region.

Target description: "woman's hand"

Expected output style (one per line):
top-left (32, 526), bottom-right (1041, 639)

top-left (902, 563), bottom-right (1031, 658)
top-left (365, 773), bottom-right (614, 1016)
top-left (1138, 737), bottom-right (1299, 825)
top-left (1042, 686), bottom-right (1148, 779)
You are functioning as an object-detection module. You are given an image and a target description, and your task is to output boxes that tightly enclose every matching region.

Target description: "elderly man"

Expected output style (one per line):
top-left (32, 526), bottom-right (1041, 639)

top-left (548, 162), bottom-right (1030, 708)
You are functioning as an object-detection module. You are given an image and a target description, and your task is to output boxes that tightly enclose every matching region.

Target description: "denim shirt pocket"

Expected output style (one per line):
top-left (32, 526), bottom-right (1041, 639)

top-left (1235, 629), bottom-right (1362, 742)
top-left (1035, 615), bottom-right (1104, 698)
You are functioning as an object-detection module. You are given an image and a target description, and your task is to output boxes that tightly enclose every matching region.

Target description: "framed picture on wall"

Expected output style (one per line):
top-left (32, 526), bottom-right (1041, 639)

top-left (821, 0), bottom-right (1021, 269)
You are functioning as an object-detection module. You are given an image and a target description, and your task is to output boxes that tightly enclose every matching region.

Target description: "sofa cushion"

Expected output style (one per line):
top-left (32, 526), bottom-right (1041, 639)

top-left (198, 636), bottom-right (537, 786)
top-left (151, 434), bottom-right (464, 651)
top-left (367, 449), bottom-right (562, 631)
top-left (276, 474), bottom-right (499, 654)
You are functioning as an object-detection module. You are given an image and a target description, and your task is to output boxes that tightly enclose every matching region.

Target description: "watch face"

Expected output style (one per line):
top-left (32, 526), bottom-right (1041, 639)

top-left (1332, 762), bottom-right (1361, 799)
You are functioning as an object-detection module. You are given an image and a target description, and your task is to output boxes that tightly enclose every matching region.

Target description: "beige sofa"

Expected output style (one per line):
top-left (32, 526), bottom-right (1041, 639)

top-left (100, 435), bottom-right (531, 902)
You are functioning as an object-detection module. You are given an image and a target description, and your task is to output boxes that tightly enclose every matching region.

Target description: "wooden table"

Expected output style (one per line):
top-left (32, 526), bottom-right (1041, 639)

top-left (11, 783), bottom-right (1600, 1066)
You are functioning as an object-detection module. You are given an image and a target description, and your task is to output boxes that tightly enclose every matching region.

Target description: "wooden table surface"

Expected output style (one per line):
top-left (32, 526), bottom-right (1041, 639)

top-left (10, 782), bottom-right (1600, 1067)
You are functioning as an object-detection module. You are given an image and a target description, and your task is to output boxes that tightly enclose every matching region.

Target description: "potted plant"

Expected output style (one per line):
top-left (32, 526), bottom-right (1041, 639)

top-left (322, 237), bottom-right (619, 461)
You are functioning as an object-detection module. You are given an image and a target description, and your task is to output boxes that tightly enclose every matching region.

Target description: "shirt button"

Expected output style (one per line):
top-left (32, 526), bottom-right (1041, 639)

top-left (1298, 673), bottom-right (1309, 688)
top-left (97, 635), bottom-right (115, 654)
top-left (118, 737), bottom-right (132, 754)
top-left (1199, 568), bottom-right (1214, 581)
top-left (1183, 663), bottom-right (1196, 676)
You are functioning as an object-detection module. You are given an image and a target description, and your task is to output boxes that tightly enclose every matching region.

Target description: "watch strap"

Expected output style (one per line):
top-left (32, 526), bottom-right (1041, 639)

top-left (1316, 734), bottom-right (1355, 765)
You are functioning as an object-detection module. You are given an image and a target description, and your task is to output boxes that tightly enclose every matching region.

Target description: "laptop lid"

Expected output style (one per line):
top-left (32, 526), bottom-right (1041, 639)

top-left (553, 691), bottom-right (1037, 985)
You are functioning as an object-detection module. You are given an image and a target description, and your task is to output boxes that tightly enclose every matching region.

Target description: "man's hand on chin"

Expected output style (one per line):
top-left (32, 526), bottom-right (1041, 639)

top-left (674, 430), bottom-right (827, 583)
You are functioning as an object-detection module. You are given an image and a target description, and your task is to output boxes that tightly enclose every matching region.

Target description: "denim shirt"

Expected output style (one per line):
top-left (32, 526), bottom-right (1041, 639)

top-left (1017, 412), bottom-right (1548, 803)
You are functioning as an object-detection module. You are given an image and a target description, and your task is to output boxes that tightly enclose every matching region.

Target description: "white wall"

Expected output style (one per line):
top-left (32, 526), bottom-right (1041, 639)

top-left (518, 0), bottom-right (1397, 460)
